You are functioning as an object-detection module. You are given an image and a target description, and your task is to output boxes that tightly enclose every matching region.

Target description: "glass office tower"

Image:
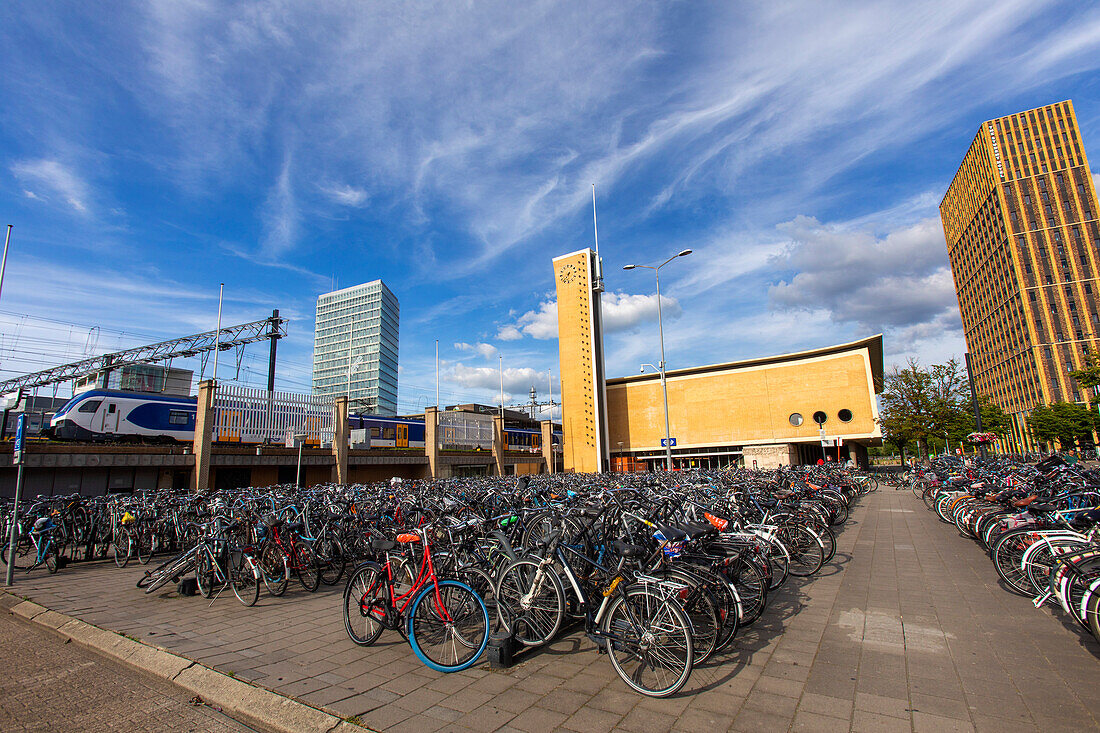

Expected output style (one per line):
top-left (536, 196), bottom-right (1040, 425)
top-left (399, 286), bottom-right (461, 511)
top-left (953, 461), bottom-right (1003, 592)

top-left (312, 280), bottom-right (399, 415)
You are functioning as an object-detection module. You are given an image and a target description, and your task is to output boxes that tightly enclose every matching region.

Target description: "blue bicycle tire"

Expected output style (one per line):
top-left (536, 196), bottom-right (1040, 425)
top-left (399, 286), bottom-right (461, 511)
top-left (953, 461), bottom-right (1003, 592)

top-left (406, 580), bottom-right (489, 673)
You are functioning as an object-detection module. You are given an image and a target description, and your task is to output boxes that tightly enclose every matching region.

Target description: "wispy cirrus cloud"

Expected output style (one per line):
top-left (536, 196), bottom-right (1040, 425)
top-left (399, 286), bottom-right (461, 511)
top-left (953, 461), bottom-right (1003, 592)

top-left (11, 159), bottom-right (91, 213)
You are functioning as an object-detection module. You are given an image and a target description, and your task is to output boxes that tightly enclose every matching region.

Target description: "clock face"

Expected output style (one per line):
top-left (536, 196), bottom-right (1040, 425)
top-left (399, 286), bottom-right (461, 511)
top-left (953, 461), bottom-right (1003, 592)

top-left (559, 263), bottom-right (581, 285)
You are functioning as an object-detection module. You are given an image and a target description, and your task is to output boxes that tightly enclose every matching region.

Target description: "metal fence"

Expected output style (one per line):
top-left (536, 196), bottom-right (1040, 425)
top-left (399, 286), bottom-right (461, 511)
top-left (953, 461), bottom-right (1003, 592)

top-left (437, 410), bottom-right (493, 451)
top-left (213, 385), bottom-right (335, 444)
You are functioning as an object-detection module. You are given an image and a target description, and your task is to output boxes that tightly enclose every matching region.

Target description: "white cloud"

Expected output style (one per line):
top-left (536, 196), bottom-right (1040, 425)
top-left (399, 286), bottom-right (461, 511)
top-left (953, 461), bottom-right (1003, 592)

top-left (320, 183), bottom-right (369, 207)
top-left (602, 292), bottom-right (681, 332)
top-left (451, 363), bottom-right (549, 398)
top-left (260, 154), bottom-right (298, 255)
top-left (11, 159), bottom-right (90, 213)
top-left (768, 215), bottom-right (958, 335)
top-left (454, 342), bottom-right (497, 358)
top-left (496, 291), bottom-right (679, 342)
top-left (22, 190), bottom-right (41, 201)
top-left (497, 300), bottom-right (558, 341)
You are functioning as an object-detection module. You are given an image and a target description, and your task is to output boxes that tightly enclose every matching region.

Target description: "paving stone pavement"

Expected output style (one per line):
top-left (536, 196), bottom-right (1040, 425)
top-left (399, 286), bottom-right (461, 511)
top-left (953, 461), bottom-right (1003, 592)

top-left (5, 488), bottom-right (1100, 732)
top-left (0, 602), bottom-right (251, 732)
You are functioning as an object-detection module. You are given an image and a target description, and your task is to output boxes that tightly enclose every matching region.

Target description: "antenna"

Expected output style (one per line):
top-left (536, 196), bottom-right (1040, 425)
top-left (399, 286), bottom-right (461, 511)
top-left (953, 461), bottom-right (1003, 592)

top-left (592, 183), bottom-right (605, 292)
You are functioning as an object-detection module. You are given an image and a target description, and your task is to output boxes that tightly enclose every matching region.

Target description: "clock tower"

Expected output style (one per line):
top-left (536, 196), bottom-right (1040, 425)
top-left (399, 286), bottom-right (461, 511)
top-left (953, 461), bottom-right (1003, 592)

top-left (552, 248), bottom-right (610, 473)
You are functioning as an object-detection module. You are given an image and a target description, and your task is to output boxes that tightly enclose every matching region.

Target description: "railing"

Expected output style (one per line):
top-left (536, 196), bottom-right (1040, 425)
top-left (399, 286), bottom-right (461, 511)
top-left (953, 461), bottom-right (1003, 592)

top-left (438, 411), bottom-right (493, 451)
top-left (213, 385), bottom-right (334, 444)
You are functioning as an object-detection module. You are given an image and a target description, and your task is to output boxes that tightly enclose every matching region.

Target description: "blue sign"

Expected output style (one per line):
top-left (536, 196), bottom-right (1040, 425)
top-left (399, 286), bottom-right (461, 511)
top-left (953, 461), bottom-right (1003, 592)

top-left (13, 414), bottom-right (25, 465)
top-left (661, 437), bottom-right (677, 447)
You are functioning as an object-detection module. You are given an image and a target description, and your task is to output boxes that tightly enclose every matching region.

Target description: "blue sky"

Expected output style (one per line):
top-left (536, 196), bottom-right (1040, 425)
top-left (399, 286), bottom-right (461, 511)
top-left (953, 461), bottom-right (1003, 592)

top-left (3, 1), bottom-right (1100, 413)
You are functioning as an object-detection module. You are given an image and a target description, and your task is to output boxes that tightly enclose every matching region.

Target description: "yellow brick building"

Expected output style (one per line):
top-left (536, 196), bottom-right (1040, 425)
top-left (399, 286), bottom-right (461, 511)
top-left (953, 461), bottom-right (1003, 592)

top-left (605, 335), bottom-right (884, 470)
top-left (940, 101), bottom-right (1100, 451)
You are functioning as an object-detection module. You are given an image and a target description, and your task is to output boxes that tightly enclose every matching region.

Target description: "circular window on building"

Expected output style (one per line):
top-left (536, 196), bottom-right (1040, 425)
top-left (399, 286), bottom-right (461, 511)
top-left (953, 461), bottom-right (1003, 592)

top-left (838, 408), bottom-right (853, 422)
top-left (812, 411), bottom-right (828, 425)
top-left (789, 412), bottom-right (804, 427)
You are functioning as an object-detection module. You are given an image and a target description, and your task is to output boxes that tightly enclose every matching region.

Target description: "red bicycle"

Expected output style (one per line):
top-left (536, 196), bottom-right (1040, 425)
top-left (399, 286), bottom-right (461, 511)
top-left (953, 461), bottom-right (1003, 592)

top-left (341, 525), bottom-right (490, 672)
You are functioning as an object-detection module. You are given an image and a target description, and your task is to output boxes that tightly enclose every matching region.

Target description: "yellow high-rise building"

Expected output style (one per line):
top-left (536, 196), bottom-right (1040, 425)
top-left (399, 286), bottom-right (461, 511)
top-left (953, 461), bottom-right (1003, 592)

top-left (941, 100), bottom-right (1100, 450)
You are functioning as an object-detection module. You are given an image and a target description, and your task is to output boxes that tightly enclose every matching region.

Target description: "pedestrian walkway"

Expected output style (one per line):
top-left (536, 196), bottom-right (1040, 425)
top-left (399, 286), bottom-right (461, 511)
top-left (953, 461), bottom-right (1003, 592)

top-left (0, 604), bottom-right (250, 732)
top-left (4, 489), bottom-right (1099, 732)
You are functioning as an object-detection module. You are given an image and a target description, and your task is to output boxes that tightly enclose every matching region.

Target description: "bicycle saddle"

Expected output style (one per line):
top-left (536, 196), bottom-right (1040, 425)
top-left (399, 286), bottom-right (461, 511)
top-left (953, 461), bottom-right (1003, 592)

top-left (656, 524), bottom-right (687, 541)
top-left (370, 538), bottom-right (396, 553)
top-left (1027, 503), bottom-right (1057, 513)
top-left (611, 539), bottom-right (647, 558)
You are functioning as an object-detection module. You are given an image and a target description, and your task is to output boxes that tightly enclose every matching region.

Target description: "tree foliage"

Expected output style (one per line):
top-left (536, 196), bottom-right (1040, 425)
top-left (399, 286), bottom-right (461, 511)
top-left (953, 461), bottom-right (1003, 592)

top-left (1026, 402), bottom-right (1094, 448)
top-left (878, 357), bottom-right (1005, 457)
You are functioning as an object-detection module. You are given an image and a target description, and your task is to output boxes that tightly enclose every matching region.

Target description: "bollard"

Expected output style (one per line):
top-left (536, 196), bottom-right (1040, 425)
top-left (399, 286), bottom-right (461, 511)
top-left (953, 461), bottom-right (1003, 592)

top-left (486, 632), bottom-right (515, 669)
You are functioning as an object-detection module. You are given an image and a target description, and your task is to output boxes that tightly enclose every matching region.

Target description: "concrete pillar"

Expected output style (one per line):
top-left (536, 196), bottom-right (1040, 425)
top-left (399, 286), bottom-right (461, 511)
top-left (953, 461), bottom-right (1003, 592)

top-left (425, 407), bottom-right (439, 478)
top-left (540, 420), bottom-right (555, 474)
top-left (333, 396), bottom-right (349, 484)
top-left (492, 415), bottom-right (505, 476)
top-left (191, 380), bottom-right (215, 492)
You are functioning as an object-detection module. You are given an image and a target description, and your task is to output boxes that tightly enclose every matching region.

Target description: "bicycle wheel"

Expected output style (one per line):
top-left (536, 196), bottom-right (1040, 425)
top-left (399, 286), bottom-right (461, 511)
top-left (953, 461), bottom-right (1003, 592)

top-left (260, 542), bottom-right (289, 597)
top-left (231, 553), bottom-right (260, 607)
top-left (604, 586), bottom-right (694, 697)
top-left (195, 550), bottom-right (216, 598)
top-left (651, 568), bottom-right (720, 662)
top-left (141, 550), bottom-right (197, 594)
top-left (113, 533), bottom-right (132, 569)
top-left (455, 565), bottom-right (502, 635)
top-left (777, 525), bottom-right (824, 576)
top-left (316, 537), bottom-right (346, 586)
top-left (343, 562), bottom-right (387, 646)
top-left (727, 557), bottom-right (768, 626)
top-left (45, 550), bottom-right (58, 574)
top-left (1025, 538), bottom-right (1086, 596)
top-left (407, 580), bottom-right (489, 673)
top-left (991, 530), bottom-right (1037, 596)
top-left (495, 559), bottom-right (565, 647)
top-left (136, 530), bottom-right (153, 565)
top-left (295, 543), bottom-right (321, 592)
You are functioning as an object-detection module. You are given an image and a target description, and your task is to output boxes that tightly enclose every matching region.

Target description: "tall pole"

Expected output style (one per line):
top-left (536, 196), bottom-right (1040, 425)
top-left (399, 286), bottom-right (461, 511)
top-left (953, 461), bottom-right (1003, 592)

top-left (346, 316), bottom-right (354, 403)
top-left (964, 352), bottom-right (987, 459)
top-left (296, 440), bottom-right (303, 490)
top-left (548, 371), bottom-right (553, 416)
top-left (267, 309), bottom-right (279, 392)
top-left (654, 269), bottom-right (673, 471)
top-left (212, 283), bottom-right (224, 383)
top-left (5, 415), bottom-right (26, 587)
top-left (435, 340), bottom-right (439, 409)
top-left (0, 225), bottom-right (12, 302)
top-left (623, 249), bottom-right (692, 472)
top-left (499, 355), bottom-right (504, 420)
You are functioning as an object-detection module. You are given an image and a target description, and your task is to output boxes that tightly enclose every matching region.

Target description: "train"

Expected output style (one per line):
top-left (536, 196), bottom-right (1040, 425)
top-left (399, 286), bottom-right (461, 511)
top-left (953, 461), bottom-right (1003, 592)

top-left (49, 390), bottom-right (561, 452)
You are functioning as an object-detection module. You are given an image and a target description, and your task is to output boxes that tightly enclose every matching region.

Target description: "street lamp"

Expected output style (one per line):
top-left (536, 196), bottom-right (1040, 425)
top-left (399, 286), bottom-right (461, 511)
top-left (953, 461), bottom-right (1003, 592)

top-left (294, 432), bottom-right (308, 490)
top-left (624, 249), bottom-right (692, 471)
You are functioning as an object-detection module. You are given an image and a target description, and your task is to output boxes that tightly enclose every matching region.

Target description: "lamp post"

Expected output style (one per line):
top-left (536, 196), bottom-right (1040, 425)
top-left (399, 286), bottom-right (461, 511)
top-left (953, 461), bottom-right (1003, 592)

top-left (294, 432), bottom-right (308, 490)
top-left (624, 249), bottom-right (692, 471)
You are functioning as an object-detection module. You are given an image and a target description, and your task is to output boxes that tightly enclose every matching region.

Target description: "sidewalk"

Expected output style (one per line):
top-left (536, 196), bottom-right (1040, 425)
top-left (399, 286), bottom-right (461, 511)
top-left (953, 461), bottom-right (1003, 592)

top-left (4, 489), bottom-right (1099, 732)
top-left (0, 607), bottom-right (250, 732)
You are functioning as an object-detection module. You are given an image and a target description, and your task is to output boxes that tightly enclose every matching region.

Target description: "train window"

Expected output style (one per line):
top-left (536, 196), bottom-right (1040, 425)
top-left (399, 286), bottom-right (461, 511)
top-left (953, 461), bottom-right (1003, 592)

top-left (383, 428), bottom-right (395, 440)
top-left (78, 400), bottom-right (102, 413)
top-left (108, 404), bottom-right (117, 414)
top-left (168, 410), bottom-right (190, 426)
top-left (370, 427), bottom-right (381, 438)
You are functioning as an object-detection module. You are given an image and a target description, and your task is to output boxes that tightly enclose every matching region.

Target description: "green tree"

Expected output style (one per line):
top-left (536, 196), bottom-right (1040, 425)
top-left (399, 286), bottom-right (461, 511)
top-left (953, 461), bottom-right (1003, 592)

top-left (1069, 348), bottom-right (1100, 398)
top-left (977, 395), bottom-right (1010, 436)
top-left (1027, 402), bottom-right (1094, 449)
top-left (879, 359), bottom-right (935, 460)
